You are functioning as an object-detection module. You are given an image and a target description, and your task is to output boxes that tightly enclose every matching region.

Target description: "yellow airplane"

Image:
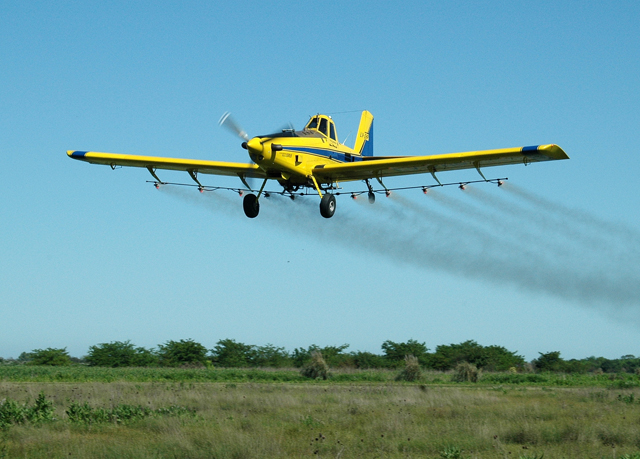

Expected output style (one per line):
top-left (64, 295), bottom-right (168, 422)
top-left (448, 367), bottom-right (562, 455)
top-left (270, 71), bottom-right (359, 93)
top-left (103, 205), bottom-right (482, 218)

top-left (67, 110), bottom-right (568, 218)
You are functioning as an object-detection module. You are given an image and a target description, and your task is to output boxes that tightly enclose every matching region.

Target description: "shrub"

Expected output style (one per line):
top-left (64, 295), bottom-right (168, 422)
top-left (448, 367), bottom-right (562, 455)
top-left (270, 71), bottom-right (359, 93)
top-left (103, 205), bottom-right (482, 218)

top-left (428, 340), bottom-right (524, 371)
top-left (351, 351), bottom-right (388, 369)
top-left (292, 344), bottom-right (349, 368)
top-left (157, 339), bottom-right (208, 367)
top-left (396, 355), bottom-right (422, 382)
top-left (211, 339), bottom-right (255, 367)
top-left (532, 351), bottom-right (564, 372)
top-left (381, 339), bottom-right (429, 367)
top-left (66, 402), bottom-right (152, 424)
top-left (440, 446), bottom-right (464, 458)
top-left (86, 341), bottom-right (157, 367)
top-left (26, 348), bottom-right (71, 366)
top-left (300, 351), bottom-right (328, 380)
top-left (452, 362), bottom-right (481, 383)
top-left (251, 344), bottom-right (292, 367)
top-left (0, 392), bottom-right (54, 428)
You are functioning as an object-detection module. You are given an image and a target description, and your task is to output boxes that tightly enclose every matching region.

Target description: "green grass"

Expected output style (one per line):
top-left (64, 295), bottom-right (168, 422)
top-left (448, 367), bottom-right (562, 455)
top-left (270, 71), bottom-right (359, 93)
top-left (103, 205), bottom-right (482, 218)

top-left (2, 365), bottom-right (639, 388)
top-left (2, 380), bottom-right (640, 458)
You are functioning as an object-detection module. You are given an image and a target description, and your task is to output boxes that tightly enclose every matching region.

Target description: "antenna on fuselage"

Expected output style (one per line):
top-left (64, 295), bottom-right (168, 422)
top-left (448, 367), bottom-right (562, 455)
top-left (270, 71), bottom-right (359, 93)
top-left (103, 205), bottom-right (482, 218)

top-left (341, 131), bottom-right (352, 146)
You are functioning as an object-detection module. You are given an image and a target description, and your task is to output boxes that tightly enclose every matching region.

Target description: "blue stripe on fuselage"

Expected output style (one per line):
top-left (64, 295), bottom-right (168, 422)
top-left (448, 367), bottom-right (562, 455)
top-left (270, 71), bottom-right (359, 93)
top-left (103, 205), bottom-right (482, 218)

top-left (283, 146), bottom-right (363, 163)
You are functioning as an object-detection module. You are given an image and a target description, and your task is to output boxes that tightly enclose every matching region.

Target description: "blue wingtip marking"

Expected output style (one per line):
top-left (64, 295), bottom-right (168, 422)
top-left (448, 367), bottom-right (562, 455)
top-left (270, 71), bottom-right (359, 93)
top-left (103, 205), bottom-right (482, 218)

top-left (70, 151), bottom-right (88, 158)
top-left (522, 145), bottom-right (540, 153)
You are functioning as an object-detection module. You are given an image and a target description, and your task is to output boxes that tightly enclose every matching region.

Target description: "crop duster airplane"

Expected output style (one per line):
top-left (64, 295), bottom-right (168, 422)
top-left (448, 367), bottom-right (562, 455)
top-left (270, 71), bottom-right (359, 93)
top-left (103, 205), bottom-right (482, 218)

top-left (67, 111), bottom-right (568, 218)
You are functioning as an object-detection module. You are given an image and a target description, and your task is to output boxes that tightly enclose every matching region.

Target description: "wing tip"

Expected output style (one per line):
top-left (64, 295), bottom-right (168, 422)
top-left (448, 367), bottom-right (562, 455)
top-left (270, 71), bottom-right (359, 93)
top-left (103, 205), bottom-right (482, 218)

top-left (67, 150), bottom-right (89, 159)
top-left (538, 144), bottom-right (570, 160)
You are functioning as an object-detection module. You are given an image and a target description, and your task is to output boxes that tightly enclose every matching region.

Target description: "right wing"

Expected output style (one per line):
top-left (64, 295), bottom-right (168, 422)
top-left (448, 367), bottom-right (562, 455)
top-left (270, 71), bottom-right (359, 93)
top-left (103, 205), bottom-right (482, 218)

top-left (312, 144), bottom-right (568, 183)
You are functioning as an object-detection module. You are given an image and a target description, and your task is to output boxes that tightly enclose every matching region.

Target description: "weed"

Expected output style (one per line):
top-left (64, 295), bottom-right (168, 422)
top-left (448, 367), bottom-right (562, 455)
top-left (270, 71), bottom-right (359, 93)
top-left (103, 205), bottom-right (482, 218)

top-left (617, 393), bottom-right (635, 404)
top-left (300, 351), bottom-right (328, 380)
top-left (0, 392), bottom-right (54, 428)
top-left (440, 445), bottom-right (464, 458)
top-left (66, 402), bottom-right (155, 424)
top-left (452, 362), bottom-right (480, 383)
top-left (396, 355), bottom-right (422, 382)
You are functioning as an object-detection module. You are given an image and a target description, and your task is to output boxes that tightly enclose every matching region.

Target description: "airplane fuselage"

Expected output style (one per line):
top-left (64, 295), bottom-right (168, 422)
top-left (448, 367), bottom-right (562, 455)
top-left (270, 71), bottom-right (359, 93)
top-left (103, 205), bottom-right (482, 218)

top-left (245, 129), bottom-right (362, 189)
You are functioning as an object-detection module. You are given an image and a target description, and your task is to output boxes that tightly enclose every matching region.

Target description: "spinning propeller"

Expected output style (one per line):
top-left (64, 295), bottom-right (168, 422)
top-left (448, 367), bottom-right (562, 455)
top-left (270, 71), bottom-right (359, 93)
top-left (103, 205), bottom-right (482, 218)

top-left (218, 112), bottom-right (249, 141)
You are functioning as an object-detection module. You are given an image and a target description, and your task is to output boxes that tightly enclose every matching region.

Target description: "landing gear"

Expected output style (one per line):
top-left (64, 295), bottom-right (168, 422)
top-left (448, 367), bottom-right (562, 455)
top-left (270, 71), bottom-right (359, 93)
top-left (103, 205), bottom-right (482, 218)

top-left (243, 193), bottom-right (259, 218)
top-left (320, 193), bottom-right (336, 218)
top-left (365, 179), bottom-right (375, 204)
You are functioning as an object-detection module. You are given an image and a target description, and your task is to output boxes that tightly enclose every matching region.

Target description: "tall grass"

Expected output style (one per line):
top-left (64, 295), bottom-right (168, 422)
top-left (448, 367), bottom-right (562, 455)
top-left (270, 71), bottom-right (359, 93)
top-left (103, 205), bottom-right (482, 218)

top-left (1, 382), bottom-right (640, 457)
top-left (2, 365), bottom-right (639, 388)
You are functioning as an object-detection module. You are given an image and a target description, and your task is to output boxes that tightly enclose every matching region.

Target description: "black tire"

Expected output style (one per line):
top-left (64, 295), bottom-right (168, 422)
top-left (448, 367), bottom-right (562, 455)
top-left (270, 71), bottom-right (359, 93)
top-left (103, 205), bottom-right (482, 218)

top-left (319, 193), bottom-right (336, 218)
top-left (243, 193), bottom-right (259, 218)
top-left (368, 192), bottom-right (376, 204)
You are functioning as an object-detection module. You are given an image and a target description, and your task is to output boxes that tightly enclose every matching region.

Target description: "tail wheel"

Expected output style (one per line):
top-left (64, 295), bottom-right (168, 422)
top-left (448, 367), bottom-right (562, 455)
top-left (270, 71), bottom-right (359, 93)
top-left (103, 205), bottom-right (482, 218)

top-left (320, 193), bottom-right (336, 218)
top-left (243, 193), bottom-right (259, 218)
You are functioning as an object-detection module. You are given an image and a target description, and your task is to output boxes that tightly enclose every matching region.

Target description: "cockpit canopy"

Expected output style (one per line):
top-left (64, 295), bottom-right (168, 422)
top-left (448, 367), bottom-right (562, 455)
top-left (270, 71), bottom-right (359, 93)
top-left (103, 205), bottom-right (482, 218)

top-left (304, 115), bottom-right (338, 142)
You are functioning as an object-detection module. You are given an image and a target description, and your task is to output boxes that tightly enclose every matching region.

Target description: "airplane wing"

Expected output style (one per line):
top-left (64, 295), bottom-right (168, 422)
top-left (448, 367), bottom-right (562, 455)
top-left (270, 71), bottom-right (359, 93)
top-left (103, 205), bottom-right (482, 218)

top-left (312, 144), bottom-right (569, 182)
top-left (66, 151), bottom-right (266, 179)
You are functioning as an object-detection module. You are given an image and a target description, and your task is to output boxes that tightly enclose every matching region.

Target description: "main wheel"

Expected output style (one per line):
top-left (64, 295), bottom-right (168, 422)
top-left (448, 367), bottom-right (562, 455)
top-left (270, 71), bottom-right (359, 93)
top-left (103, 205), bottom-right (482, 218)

top-left (368, 192), bottom-right (376, 204)
top-left (243, 193), bottom-right (259, 218)
top-left (319, 193), bottom-right (336, 218)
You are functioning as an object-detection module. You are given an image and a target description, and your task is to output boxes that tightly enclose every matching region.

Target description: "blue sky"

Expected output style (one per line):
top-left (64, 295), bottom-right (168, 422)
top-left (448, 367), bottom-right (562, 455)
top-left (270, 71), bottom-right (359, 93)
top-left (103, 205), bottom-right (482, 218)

top-left (2, 1), bottom-right (639, 361)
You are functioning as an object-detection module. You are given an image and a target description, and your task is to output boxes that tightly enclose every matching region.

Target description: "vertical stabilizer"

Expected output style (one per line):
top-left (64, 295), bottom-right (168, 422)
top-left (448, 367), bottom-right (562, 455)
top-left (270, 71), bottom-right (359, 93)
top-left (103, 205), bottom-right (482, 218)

top-left (353, 111), bottom-right (374, 156)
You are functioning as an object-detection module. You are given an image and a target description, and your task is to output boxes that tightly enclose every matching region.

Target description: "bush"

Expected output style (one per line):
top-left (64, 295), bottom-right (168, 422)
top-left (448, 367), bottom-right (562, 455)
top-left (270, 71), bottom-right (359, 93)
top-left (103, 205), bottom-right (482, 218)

top-left (251, 344), bottom-right (293, 368)
top-left (382, 339), bottom-right (429, 367)
top-left (292, 344), bottom-right (349, 368)
top-left (25, 348), bottom-right (71, 366)
top-left (452, 362), bottom-right (481, 383)
top-left (86, 341), bottom-right (157, 367)
top-left (533, 351), bottom-right (564, 372)
top-left (0, 392), bottom-right (54, 428)
top-left (396, 355), bottom-right (422, 382)
top-left (66, 402), bottom-right (152, 424)
top-left (428, 340), bottom-right (524, 371)
top-left (300, 351), bottom-right (328, 380)
top-left (211, 339), bottom-right (255, 367)
top-left (157, 339), bottom-right (208, 367)
top-left (351, 351), bottom-right (388, 369)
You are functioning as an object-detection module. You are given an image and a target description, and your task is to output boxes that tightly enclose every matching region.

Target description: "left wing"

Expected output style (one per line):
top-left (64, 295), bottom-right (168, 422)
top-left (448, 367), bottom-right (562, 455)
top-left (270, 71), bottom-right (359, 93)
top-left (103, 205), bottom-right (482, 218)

top-left (312, 144), bottom-right (568, 182)
top-left (66, 151), bottom-right (266, 178)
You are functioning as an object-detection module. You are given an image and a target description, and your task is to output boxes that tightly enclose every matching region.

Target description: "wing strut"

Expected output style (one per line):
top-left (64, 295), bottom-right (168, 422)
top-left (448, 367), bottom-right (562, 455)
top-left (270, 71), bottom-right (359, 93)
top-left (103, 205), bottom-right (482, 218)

top-left (474, 162), bottom-right (487, 181)
top-left (146, 166), bottom-right (165, 184)
top-left (376, 177), bottom-right (391, 197)
top-left (237, 173), bottom-right (253, 192)
top-left (188, 169), bottom-right (203, 186)
top-left (429, 167), bottom-right (442, 186)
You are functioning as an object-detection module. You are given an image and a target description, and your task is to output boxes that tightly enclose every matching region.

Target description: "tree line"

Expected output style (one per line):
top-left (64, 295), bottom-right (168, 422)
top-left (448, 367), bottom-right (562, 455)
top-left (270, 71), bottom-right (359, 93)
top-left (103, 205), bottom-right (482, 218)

top-left (2, 339), bottom-right (640, 374)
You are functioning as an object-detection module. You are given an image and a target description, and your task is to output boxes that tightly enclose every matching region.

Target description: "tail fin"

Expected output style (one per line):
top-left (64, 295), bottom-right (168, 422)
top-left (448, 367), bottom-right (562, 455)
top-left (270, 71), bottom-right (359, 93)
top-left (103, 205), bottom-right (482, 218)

top-left (353, 110), bottom-right (374, 156)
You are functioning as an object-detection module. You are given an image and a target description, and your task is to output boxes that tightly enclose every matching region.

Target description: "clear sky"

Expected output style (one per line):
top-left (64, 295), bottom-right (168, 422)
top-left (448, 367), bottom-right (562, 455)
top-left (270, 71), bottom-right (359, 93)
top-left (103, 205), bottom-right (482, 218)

top-left (2, 1), bottom-right (639, 361)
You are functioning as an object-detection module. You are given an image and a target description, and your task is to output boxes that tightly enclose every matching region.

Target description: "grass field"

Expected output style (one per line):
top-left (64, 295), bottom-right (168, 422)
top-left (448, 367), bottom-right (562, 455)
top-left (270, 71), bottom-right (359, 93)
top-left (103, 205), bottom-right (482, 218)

top-left (2, 368), bottom-right (640, 458)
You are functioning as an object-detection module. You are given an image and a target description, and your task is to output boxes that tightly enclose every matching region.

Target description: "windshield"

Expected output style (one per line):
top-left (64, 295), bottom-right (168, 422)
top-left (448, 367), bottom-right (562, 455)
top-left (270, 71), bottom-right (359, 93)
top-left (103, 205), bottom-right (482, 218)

top-left (306, 117), bottom-right (319, 130)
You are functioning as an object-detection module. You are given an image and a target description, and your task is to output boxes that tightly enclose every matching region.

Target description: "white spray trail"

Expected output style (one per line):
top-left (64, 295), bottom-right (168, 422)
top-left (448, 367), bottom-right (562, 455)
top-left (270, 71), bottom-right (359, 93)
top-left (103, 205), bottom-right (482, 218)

top-left (157, 184), bottom-right (640, 314)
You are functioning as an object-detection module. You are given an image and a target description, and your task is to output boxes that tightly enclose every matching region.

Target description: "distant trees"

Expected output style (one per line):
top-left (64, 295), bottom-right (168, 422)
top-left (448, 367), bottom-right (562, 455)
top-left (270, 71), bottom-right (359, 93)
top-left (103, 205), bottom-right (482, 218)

top-left (7, 339), bottom-right (640, 375)
top-left (428, 340), bottom-right (525, 371)
top-left (86, 341), bottom-right (157, 367)
top-left (20, 348), bottom-right (71, 366)
top-left (532, 351), bottom-right (564, 372)
top-left (381, 339), bottom-right (429, 367)
top-left (157, 339), bottom-right (208, 367)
